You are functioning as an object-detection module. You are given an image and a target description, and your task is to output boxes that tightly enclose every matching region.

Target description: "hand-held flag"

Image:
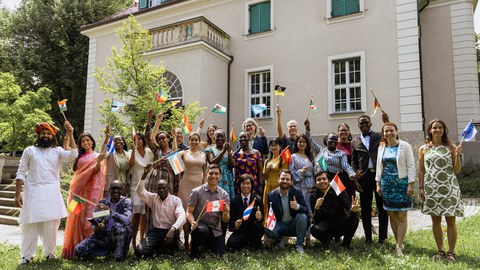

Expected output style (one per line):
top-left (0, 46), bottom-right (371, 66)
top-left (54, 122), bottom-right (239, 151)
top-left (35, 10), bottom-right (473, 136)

top-left (251, 104), bottom-right (267, 116)
top-left (317, 155), bottom-right (328, 171)
top-left (280, 147), bottom-right (292, 165)
top-left (242, 198), bottom-right (256, 221)
top-left (166, 150), bottom-right (185, 175)
top-left (67, 195), bottom-right (84, 215)
top-left (110, 101), bottom-right (125, 113)
top-left (461, 120), bottom-right (477, 143)
top-left (372, 97), bottom-right (381, 117)
top-left (230, 124), bottom-right (237, 142)
top-left (155, 89), bottom-right (168, 103)
top-left (211, 104), bottom-right (227, 114)
top-left (205, 200), bottom-right (225, 213)
top-left (330, 173), bottom-right (346, 195)
top-left (309, 98), bottom-right (318, 113)
top-left (274, 84), bottom-right (286, 96)
top-left (179, 115), bottom-right (192, 135)
top-left (106, 136), bottom-right (115, 154)
top-left (266, 204), bottom-right (277, 230)
top-left (58, 99), bottom-right (68, 112)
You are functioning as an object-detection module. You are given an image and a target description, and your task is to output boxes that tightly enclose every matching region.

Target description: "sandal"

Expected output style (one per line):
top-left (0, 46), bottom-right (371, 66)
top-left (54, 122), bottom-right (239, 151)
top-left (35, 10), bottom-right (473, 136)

top-left (446, 252), bottom-right (456, 263)
top-left (432, 250), bottom-right (446, 261)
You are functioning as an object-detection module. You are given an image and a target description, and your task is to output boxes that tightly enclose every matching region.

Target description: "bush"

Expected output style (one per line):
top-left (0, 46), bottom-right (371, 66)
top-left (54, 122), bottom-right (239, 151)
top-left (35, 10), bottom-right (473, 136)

top-left (457, 161), bottom-right (480, 197)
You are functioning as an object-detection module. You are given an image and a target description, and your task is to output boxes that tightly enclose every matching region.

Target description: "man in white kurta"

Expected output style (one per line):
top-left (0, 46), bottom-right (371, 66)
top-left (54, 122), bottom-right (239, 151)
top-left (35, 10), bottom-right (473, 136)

top-left (14, 122), bottom-right (77, 265)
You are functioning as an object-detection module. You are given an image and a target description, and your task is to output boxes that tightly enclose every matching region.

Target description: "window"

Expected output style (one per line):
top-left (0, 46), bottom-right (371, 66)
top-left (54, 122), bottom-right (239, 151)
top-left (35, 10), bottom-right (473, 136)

top-left (162, 70), bottom-right (183, 104)
top-left (248, 70), bottom-right (272, 119)
top-left (328, 52), bottom-right (365, 114)
top-left (248, 1), bottom-right (272, 34)
top-left (331, 0), bottom-right (360, 17)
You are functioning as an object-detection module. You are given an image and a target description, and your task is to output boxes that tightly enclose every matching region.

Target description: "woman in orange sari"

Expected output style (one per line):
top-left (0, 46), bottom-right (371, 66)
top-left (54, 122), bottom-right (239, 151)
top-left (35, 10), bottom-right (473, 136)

top-left (62, 133), bottom-right (106, 259)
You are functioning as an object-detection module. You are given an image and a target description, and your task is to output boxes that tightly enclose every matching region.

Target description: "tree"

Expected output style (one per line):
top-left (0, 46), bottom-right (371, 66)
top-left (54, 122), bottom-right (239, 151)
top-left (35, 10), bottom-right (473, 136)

top-left (4, 0), bottom-right (131, 134)
top-left (0, 2), bottom-right (13, 73)
top-left (95, 15), bottom-right (204, 138)
top-left (0, 72), bottom-right (53, 155)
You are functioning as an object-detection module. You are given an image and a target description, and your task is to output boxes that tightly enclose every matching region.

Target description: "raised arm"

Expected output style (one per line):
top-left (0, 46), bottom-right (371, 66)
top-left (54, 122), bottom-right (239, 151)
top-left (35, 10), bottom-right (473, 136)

top-left (276, 104), bottom-right (284, 139)
top-left (152, 112), bottom-right (164, 143)
top-left (64, 121), bottom-right (77, 149)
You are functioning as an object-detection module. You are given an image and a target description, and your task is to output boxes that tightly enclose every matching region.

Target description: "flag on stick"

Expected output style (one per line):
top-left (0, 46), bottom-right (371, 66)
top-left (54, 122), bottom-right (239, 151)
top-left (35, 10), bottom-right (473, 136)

top-left (461, 119), bottom-right (477, 143)
top-left (179, 114), bottom-right (192, 135)
top-left (330, 173), bottom-right (346, 195)
top-left (205, 200), bottom-right (225, 213)
top-left (211, 104), bottom-right (227, 114)
top-left (166, 150), bottom-right (185, 175)
top-left (230, 123), bottom-right (237, 142)
top-left (309, 98), bottom-right (318, 113)
top-left (58, 99), bottom-right (68, 112)
top-left (110, 101), bottom-right (125, 112)
top-left (317, 155), bottom-right (328, 171)
top-left (155, 89), bottom-right (168, 103)
top-left (106, 136), bottom-right (115, 154)
top-left (266, 204), bottom-right (277, 230)
top-left (67, 195), bottom-right (84, 215)
top-left (242, 198), bottom-right (256, 221)
top-left (280, 147), bottom-right (292, 165)
top-left (372, 97), bottom-right (381, 117)
top-left (251, 104), bottom-right (267, 116)
top-left (274, 84), bottom-right (286, 96)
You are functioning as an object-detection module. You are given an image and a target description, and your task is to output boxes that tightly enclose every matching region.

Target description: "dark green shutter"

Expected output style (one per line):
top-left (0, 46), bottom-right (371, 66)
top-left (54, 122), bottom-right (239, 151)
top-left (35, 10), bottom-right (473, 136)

top-left (249, 1), bottom-right (271, 34)
top-left (139, 0), bottom-right (148, 9)
top-left (331, 0), bottom-right (359, 17)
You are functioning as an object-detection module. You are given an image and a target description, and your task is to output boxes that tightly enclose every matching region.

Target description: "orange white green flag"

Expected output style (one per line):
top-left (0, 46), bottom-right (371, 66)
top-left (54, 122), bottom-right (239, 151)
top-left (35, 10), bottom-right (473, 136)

top-left (58, 99), bottom-right (68, 112)
top-left (166, 150), bottom-right (185, 175)
top-left (180, 114), bottom-right (192, 135)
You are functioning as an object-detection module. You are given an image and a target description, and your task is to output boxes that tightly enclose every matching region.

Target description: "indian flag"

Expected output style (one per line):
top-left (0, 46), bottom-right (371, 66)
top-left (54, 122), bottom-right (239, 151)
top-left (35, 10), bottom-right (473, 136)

top-left (371, 97), bottom-right (380, 117)
top-left (205, 200), bottom-right (225, 213)
top-left (166, 150), bottom-right (185, 175)
top-left (67, 194), bottom-right (84, 215)
top-left (212, 104), bottom-right (227, 114)
top-left (180, 114), bottom-right (192, 135)
top-left (330, 173), bottom-right (346, 196)
top-left (58, 99), bottom-right (68, 112)
top-left (309, 98), bottom-right (318, 113)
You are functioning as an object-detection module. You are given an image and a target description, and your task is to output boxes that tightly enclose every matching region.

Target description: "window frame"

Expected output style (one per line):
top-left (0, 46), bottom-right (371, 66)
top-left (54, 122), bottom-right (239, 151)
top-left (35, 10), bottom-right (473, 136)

top-left (327, 52), bottom-right (366, 115)
top-left (326, 0), bottom-right (364, 23)
top-left (245, 65), bottom-right (274, 121)
top-left (244, 0), bottom-right (275, 38)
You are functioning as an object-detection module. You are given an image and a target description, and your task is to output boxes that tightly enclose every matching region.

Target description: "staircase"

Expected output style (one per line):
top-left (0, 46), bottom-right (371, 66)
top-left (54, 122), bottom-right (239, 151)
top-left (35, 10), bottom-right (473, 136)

top-left (0, 165), bottom-right (20, 225)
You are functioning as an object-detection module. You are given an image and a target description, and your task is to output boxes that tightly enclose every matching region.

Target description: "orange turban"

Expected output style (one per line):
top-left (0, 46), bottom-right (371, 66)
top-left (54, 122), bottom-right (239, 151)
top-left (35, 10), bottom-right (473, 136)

top-left (35, 122), bottom-right (57, 136)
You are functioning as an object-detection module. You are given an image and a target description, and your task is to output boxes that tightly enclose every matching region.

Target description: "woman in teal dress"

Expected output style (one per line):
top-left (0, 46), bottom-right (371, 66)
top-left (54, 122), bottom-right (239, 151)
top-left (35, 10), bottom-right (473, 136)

top-left (206, 129), bottom-right (235, 199)
top-left (418, 119), bottom-right (463, 263)
top-left (376, 122), bottom-right (415, 256)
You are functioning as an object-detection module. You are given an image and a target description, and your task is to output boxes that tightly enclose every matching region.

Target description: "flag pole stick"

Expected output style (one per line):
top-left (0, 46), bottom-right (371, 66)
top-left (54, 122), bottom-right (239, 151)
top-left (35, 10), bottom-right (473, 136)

top-left (203, 110), bottom-right (213, 122)
top-left (321, 185), bottom-right (331, 199)
top-left (190, 200), bottom-right (209, 234)
top-left (459, 135), bottom-right (465, 146)
top-left (60, 189), bottom-right (97, 207)
top-left (61, 112), bottom-right (68, 122)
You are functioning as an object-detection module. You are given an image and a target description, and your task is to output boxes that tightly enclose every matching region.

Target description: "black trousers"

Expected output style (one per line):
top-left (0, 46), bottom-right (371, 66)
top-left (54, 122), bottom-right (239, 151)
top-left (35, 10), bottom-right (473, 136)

top-left (134, 228), bottom-right (179, 258)
top-left (327, 171), bottom-right (357, 199)
top-left (310, 213), bottom-right (359, 248)
top-left (359, 170), bottom-right (388, 241)
top-left (226, 222), bottom-right (264, 250)
top-left (190, 223), bottom-right (225, 258)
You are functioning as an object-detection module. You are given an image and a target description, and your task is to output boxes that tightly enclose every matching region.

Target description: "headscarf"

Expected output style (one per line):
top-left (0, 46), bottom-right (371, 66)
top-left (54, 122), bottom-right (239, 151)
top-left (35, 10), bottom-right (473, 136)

top-left (35, 122), bottom-right (57, 136)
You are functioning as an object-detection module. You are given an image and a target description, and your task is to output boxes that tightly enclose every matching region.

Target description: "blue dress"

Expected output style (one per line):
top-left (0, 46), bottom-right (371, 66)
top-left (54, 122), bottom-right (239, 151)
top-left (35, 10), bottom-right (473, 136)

top-left (381, 145), bottom-right (412, 211)
top-left (206, 146), bottom-right (235, 199)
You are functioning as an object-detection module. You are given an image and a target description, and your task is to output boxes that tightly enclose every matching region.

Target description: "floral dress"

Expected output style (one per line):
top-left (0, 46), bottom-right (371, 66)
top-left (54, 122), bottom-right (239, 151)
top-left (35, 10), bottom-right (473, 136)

top-left (206, 146), bottom-right (235, 199)
top-left (234, 151), bottom-right (262, 195)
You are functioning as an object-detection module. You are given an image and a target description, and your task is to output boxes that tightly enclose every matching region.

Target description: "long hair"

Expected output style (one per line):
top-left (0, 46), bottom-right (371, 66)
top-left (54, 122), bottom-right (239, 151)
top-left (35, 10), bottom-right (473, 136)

top-left (380, 122), bottom-right (400, 145)
top-left (73, 133), bottom-right (96, 171)
top-left (265, 137), bottom-right (283, 168)
top-left (293, 134), bottom-right (313, 161)
top-left (206, 124), bottom-right (218, 145)
top-left (189, 132), bottom-right (201, 142)
top-left (425, 118), bottom-right (452, 147)
top-left (337, 123), bottom-right (352, 141)
top-left (135, 132), bottom-right (146, 149)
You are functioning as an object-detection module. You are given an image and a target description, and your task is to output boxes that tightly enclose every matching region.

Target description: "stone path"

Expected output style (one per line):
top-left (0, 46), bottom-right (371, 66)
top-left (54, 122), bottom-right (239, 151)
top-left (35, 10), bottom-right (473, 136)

top-left (0, 199), bottom-right (477, 246)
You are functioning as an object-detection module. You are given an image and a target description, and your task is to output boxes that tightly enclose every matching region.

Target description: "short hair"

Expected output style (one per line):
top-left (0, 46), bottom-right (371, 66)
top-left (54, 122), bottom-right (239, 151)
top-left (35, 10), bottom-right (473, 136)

top-left (357, 114), bottom-right (371, 122)
top-left (314, 171), bottom-right (329, 180)
top-left (239, 173), bottom-right (254, 186)
top-left (323, 132), bottom-right (338, 146)
top-left (208, 163), bottom-right (222, 174)
top-left (279, 169), bottom-right (292, 178)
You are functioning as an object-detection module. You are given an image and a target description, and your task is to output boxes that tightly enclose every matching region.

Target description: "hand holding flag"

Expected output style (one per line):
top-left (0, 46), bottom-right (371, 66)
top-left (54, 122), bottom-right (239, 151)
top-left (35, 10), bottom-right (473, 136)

top-left (242, 198), bottom-right (256, 221)
top-left (58, 99), bottom-right (68, 121)
top-left (266, 203), bottom-right (277, 230)
top-left (460, 119), bottom-right (477, 144)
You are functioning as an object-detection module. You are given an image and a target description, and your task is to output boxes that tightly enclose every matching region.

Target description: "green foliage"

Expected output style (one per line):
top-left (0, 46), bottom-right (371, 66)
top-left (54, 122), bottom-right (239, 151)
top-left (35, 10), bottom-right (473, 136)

top-left (95, 15), bottom-right (204, 137)
top-left (457, 161), bottom-right (480, 197)
top-left (0, 72), bottom-right (53, 153)
top-left (1, 214), bottom-right (480, 269)
top-left (1, 0), bottom-right (132, 133)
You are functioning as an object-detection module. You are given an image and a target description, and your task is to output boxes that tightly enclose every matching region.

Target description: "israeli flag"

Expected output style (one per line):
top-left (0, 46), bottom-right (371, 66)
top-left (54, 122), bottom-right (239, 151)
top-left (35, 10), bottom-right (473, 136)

top-left (251, 103), bottom-right (267, 116)
top-left (461, 120), bottom-right (477, 142)
top-left (106, 136), bottom-right (115, 154)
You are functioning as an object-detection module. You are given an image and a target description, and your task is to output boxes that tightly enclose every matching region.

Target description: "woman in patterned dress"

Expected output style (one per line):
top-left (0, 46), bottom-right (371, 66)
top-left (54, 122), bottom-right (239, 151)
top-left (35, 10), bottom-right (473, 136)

top-left (206, 129), bottom-right (235, 199)
top-left (234, 131), bottom-right (263, 196)
top-left (419, 119), bottom-right (463, 263)
top-left (375, 122), bottom-right (415, 256)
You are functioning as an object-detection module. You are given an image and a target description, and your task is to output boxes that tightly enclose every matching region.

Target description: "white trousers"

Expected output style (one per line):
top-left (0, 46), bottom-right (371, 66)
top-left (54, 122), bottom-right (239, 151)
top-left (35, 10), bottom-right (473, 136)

top-left (20, 219), bottom-right (60, 260)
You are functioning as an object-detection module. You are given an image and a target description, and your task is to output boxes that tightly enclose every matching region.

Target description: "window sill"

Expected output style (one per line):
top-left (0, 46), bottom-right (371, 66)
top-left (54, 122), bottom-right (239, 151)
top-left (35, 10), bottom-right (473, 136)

top-left (326, 11), bottom-right (364, 25)
top-left (328, 110), bottom-right (365, 120)
top-left (253, 117), bottom-right (274, 124)
top-left (244, 29), bottom-right (274, 41)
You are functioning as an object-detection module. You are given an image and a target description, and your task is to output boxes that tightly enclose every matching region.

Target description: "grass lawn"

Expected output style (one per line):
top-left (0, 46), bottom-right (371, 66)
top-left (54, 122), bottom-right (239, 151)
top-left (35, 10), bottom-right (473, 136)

top-left (1, 214), bottom-right (479, 270)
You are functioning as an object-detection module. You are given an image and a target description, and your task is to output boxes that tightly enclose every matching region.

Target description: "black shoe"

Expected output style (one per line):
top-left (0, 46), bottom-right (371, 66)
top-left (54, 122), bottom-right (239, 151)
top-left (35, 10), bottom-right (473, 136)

top-left (365, 239), bottom-right (373, 244)
top-left (378, 239), bottom-right (386, 245)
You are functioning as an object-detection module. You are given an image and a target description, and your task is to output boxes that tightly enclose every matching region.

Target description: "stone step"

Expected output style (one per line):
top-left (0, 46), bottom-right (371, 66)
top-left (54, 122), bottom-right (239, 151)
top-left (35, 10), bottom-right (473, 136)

top-left (0, 206), bottom-right (20, 217)
top-left (0, 197), bottom-right (15, 207)
top-left (0, 190), bottom-right (15, 199)
top-left (1, 166), bottom-right (18, 181)
top-left (0, 214), bottom-right (18, 226)
top-left (0, 184), bottom-right (16, 191)
top-left (1, 178), bottom-right (15, 185)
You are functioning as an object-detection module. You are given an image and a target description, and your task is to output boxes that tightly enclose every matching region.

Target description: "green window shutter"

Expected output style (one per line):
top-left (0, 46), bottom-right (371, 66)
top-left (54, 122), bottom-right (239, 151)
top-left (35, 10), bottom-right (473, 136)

top-left (139, 0), bottom-right (148, 9)
top-left (331, 0), bottom-right (346, 17)
top-left (249, 1), bottom-right (271, 34)
top-left (346, 0), bottom-right (359, 14)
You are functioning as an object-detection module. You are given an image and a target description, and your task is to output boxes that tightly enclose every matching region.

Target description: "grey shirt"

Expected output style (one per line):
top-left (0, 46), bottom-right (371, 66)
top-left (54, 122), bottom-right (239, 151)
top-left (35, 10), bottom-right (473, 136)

top-left (280, 191), bottom-right (293, 222)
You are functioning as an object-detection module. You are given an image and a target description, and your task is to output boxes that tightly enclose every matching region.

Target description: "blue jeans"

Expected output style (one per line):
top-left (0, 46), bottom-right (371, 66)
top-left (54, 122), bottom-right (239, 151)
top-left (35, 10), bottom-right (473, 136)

top-left (264, 213), bottom-right (308, 247)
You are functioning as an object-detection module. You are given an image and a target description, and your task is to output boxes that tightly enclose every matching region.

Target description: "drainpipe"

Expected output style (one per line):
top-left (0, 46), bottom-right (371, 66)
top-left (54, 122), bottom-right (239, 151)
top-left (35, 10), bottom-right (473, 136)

top-left (418, 0), bottom-right (430, 137)
top-left (227, 55), bottom-right (234, 136)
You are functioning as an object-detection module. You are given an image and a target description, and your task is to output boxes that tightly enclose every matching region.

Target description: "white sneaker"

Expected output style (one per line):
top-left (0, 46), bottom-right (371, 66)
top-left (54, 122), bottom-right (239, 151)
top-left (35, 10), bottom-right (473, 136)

top-left (45, 253), bottom-right (56, 260)
top-left (19, 257), bottom-right (30, 266)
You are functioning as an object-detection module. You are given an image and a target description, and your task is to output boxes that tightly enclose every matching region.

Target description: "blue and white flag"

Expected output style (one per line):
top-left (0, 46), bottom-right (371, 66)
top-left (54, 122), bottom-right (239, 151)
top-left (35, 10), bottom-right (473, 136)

top-left (106, 136), bottom-right (115, 154)
top-left (110, 101), bottom-right (126, 113)
top-left (251, 103), bottom-right (267, 116)
top-left (461, 120), bottom-right (477, 142)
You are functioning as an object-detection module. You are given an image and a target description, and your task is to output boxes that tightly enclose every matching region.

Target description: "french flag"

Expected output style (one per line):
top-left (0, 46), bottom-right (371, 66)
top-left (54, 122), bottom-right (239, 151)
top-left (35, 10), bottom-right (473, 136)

top-left (242, 198), bottom-right (256, 221)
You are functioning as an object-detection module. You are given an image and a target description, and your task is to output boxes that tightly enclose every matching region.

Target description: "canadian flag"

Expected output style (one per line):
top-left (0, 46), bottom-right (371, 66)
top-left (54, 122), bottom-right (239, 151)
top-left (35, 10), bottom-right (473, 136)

top-left (205, 200), bottom-right (225, 213)
top-left (266, 205), bottom-right (277, 230)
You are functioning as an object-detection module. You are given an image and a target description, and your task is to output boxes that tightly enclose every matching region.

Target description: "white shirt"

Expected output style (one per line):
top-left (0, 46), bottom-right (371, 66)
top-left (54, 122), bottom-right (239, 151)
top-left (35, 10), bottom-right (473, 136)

top-left (360, 133), bottom-right (374, 168)
top-left (16, 146), bottom-right (78, 224)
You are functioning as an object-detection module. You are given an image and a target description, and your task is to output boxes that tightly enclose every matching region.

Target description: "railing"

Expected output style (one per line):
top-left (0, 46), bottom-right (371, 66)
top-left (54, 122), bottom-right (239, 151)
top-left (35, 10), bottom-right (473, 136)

top-left (150, 16), bottom-right (230, 53)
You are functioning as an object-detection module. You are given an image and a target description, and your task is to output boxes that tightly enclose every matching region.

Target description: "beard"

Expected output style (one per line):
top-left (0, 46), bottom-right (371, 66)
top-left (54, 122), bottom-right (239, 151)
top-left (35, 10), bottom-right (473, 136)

top-left (38, 137), bottom-right (53, 148)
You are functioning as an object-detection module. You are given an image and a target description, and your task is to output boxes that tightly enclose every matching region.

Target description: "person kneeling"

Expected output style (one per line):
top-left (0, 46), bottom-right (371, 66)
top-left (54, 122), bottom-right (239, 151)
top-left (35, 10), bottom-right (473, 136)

top-left (75, 180), bottom-right (132, 261)
top-left (310, 172), bottom-right (359, 249)
top-left (264, 170), bottom-right (309, 253)
top-left (227, 174), bottom-right (264, 250)
top-left (134, 164), bottom-right (186, 258)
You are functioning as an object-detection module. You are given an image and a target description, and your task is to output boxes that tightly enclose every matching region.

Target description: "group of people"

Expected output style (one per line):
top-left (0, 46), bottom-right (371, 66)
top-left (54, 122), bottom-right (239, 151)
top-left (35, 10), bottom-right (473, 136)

top-left (14, 104), bottom-right (465, 265)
